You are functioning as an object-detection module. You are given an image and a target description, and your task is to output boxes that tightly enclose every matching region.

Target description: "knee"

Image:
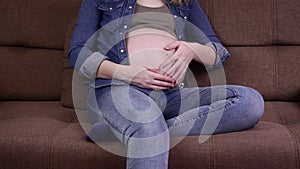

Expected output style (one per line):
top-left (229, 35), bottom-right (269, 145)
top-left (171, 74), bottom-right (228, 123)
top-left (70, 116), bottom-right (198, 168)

top-left (245, 87), bottom-right (264, 118)
top-left (124, 118), bottom-right (170, 154)
top-left (234, 86), bottom-right (265, 127)
top-left (124, 118), bottom-right (170, 158)
top-left (131, 119), bottom-right (169, 139)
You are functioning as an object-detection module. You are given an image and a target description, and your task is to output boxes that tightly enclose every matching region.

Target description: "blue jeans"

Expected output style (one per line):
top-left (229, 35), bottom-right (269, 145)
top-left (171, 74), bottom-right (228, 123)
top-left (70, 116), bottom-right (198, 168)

top-left (87, 84), bottom-right (264, 169)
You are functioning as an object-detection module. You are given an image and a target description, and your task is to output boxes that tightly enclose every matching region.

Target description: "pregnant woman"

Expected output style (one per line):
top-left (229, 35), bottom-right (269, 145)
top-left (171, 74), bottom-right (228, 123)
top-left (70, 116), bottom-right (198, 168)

top-left (68, 0), bottom-right (265, 168)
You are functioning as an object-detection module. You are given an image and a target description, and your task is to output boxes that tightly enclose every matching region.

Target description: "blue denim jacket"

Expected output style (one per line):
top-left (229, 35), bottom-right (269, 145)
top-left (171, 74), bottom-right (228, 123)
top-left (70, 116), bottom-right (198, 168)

top-left (68, 0), bottom-right (230, 88)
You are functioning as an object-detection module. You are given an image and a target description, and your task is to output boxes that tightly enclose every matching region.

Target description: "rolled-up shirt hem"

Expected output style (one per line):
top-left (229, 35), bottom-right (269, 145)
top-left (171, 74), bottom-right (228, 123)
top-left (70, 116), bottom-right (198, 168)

top-left (79, 52), bottom-right (108, 80)
top-left (205, 42), bottom-right (230, 71)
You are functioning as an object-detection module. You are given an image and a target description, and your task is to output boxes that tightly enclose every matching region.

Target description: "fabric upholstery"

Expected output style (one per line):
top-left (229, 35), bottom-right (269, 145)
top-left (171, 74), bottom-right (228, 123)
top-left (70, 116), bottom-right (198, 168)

top-left (208, 0), bottom-right (300, 46)
top-left (190, 46), bottom-right (300, 101)
top-left (0, 47), bottom-right (62, 100)
top-left (61, 18), bottom-right (82, 108)
top-left (276, 0), bottom-right (300, 44)
top-left (0, 0), bottom-right (299, 168)
top-left (0, 101), bottom-right (76, 122)
top-left (1, 101), bottom-right (299, 169)
top-left (0, 0), bottom-right (81, 100)
top-left (211, 0), bottom-right (273, 46)
top-left (169, 121), bottom-right (297, 169)
top-left (0, 0), bottom-right (81, 49)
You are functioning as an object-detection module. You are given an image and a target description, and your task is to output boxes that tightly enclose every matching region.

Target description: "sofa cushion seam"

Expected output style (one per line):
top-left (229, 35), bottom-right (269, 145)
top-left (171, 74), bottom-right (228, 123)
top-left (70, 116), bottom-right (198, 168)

top-left (286, 124), bottom-right (300, 169)
top-left (270, 102), bottom-right (284, 124)
top-left (210, 135), bottom-right (216, 169)
top-left (272, 102), bottom-right (299, 169)
top-left (272, 0), bottom-right (277, 44)
top-left (275, 46), bottom-right (279, 99)
top-left (49, 122), bottom-right (72, 169)
top-left (69, 113), bottom-right (77, 123)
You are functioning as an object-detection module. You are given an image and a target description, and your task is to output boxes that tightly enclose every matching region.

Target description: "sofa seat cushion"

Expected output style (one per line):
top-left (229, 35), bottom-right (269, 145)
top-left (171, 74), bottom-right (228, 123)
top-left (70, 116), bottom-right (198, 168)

top-left (262, 101), bottom-right (300, 125)
top-left (0, 117), bottom-right (125, 169)
top-left (0, 101), bottom-right (76, 123)
top-left (0, 101), bottom-right (299, 169)
top-left (169, 121), bottom-right (298, 169)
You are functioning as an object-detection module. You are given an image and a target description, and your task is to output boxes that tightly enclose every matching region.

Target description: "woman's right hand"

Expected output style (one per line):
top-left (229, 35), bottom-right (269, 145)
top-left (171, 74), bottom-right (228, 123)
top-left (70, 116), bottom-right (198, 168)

top-left (116, 64), bottom-right (175, 90)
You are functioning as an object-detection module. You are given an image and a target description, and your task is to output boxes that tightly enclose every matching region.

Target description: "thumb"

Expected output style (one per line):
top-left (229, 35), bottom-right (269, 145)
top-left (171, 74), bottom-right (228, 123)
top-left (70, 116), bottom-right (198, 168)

top-left (147, 67), bottom-right (160, 73)
top-left (164, 41), bottom-right (180, 50)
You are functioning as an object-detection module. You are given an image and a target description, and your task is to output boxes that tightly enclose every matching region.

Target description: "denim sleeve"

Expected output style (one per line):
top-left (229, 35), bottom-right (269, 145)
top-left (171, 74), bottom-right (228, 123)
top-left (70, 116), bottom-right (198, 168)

top-left (186, 0), bottom-right (230, 71)
top-left (205, 42), bottom-right (230, 71)
top-left (68, 0), bottom-right (108, 80)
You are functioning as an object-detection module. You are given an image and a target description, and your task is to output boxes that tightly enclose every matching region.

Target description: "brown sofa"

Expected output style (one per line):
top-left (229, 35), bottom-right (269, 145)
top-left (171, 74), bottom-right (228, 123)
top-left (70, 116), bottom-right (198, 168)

top-left (1, 0), bottom-right (300, 168)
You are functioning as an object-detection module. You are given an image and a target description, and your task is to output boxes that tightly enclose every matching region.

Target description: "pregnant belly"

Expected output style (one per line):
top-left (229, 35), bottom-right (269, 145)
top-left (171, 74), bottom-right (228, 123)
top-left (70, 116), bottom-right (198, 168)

top-left (126, 28), bottom-right (177, 69)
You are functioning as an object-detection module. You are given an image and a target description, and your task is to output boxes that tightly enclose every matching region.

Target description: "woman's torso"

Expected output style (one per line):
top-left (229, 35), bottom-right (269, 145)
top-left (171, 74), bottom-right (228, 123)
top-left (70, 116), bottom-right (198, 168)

top-left (126, 1), bottom-right (177, 69)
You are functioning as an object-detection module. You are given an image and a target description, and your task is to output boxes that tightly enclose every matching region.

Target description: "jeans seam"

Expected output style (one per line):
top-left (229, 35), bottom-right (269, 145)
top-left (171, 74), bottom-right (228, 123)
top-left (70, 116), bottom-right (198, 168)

top-left (168, 96), bottom-right (238, 130)
top-left (102, 115), bottom-right (124, 136)
top-left (226, 86), bottom-right (239, 97)
top-left (165, 90), bottom-right (201, 108)
top-left (165, 96), bottom-right (199, 108)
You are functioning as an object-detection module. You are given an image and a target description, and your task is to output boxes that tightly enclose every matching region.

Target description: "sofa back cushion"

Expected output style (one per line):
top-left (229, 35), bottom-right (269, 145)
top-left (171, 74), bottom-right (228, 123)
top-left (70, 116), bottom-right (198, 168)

top-left (1, 0), bottom-right (298, 102)
top-left (192, 0), bottom-right (300, 101)
top-left (204, 0), bottom-right (300, 46)
top-left (0, 0), bottom-right (80, 48)
top-left (0, 0), bottom-right (81, 100)
top-left (0, 47), bottom-right (63, 100)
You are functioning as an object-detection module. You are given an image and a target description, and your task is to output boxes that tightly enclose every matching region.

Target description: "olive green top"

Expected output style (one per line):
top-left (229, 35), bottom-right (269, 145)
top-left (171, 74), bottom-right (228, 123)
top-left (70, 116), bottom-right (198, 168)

top-left (129, 2), bottom-right (176, 37)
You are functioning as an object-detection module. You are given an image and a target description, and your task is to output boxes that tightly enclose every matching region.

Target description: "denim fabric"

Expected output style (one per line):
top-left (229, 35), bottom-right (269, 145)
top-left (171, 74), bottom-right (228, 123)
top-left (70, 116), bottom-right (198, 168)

top-left (87, 84), bottom-right (264, 169)
top-left (68, 0), bottom-right (230, 88)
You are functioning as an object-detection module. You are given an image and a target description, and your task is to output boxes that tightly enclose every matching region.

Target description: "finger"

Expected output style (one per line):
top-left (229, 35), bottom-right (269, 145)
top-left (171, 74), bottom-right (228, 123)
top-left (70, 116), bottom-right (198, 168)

top-left (138, 81), bottom-right (169, 90)
top-left (143, 78), bottom-right (173, 89)
top-left (162, 44), bottom-right (187, 67)
top-left (147, 67), bottom-right (161, 74)
top-left (175, 71), bottom-right (186, 86)
top-left (165, 58), bottom-right (183, 77)
top-left (161, 43), bottom-right (186, 69)
top-left (151, 79), bottom-right (174, 88)
top-left (160, 55), bottom-right (177, 70)
top-left (164, 49), bottom-right (175, 57)
top-left (148, 67), bottom-right (173, 80)
top-left (148, 71), bottom-right (175, 84)
top-left (164, 62), bottom-right (178, 77)
top-left (172, 59), bottom-right (187, 78)
top-left (173, 63), bottom-right (187, 81)
top-left (164, 41), bottom-right (180, 50)
top-left (148, 84), bottom-right (169, 91)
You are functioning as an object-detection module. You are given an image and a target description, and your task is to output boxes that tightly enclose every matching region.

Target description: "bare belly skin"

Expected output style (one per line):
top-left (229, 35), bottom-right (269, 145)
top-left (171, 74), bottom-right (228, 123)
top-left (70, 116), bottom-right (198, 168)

top-left (126, 28), bottom-right (177, 69)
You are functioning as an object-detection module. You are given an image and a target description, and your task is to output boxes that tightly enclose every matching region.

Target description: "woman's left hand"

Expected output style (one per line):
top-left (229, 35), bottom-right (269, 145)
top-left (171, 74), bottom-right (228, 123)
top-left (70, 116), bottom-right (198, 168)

top-left (160, 41), bottom-right (195, 85)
